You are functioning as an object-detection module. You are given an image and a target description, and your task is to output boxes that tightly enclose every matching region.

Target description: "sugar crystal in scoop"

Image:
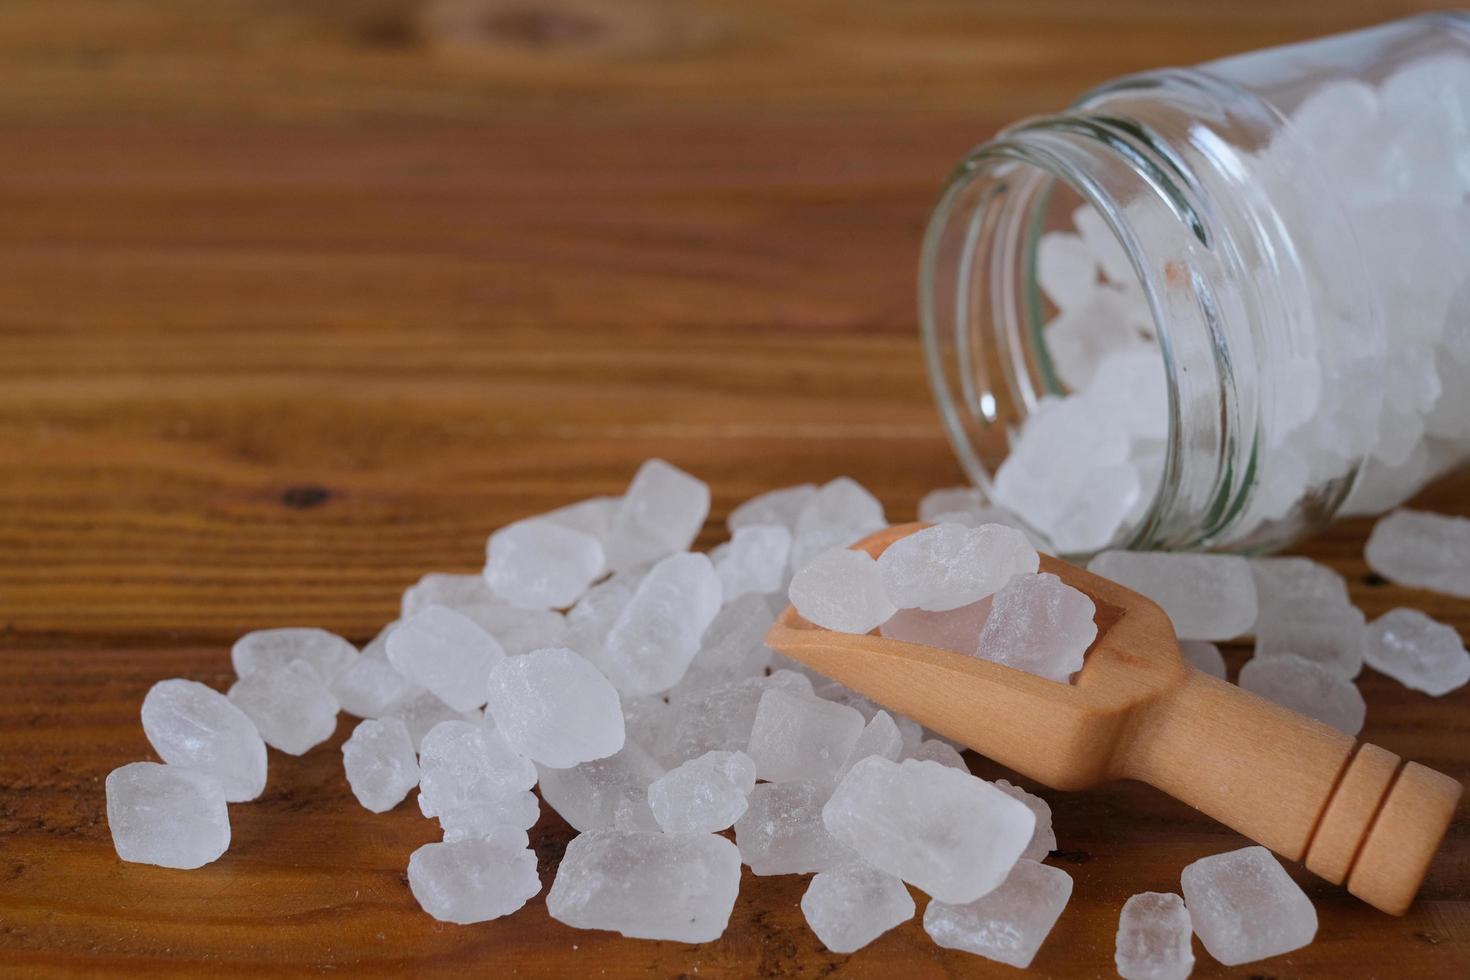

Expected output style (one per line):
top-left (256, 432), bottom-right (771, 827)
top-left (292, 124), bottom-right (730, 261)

top-left (537, 742), bottom-right (666, 833)
top-left (386, 605), bottom-right (505, 712)
top-left (801, 859), bottom-right (915, 953)
top-left (604, 459), bottom-right (711, 573)
top-left (746, 686), bottom-right (865, 784)
top-left (105, 762), bottom-right (230, 869)
top-left (485, 647), bottom-right (625, 768)
top-left (992, 779), bottom-right (1056, 861)
top-left (602, 552), bottom-right (722, 696)
top-left (546, 830), bottom-right (742, 943)
top-left (975, 572), bottom-right (1096, 682)
top-left (341, 717), bottom-right (419, 813)
top-left (822, 757), bottom-right (1033, 903)
top-left (880, 598), bottom-right (994, 655)
top-left (227, 658), bottom-right (339, 756)
top-left (407, 828), bottom-right (541, 924)
top-left (1114, 891), bottom-right (1195, 980)
top-left (1181, 845), bottom-right (1317, 966)
top-left (1239, 655), bottom-right (1366, 735)
top-left (878, 523), bottom-right (1038, 612)
top-left (647, 750), bottom-right (757, 833)
top-left (1089, 551), bottom-right (1257, 640)
top-left (788, 547), bottom-right (895, 634)
top-left (483, 519), bottom-right (605, 610)
top-left (1364, 607), bottom-right (1470, 696)
top-left (734, 779), bottom-right (853, 875)
top-left (1365, 509), bottom-right (1470, 598)
top-left (141, 678), bottom-right (267, 802)
top-left (231, 627), bottom-right (358, 685)
top-left (923, 859), bottom-right (1073, 969)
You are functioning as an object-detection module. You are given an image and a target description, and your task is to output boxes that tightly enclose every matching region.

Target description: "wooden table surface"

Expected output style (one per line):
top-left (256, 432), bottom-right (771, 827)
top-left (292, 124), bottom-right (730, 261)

top-left (2, 1), bottom-right (1468, 976)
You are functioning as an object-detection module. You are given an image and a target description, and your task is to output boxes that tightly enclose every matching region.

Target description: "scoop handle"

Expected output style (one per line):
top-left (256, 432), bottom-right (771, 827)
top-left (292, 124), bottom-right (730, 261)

top-left (1119, 667), bottom-right (1461, 915)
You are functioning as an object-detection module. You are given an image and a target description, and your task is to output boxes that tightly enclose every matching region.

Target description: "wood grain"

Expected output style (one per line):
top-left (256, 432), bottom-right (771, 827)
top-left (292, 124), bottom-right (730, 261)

top-left (1, 0), bottom-right (1467, 976)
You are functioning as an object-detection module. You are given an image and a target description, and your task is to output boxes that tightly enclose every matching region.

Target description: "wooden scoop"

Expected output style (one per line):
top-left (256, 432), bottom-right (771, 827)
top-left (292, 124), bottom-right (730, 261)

top-left (765, 523), bottom-right (1462, 915)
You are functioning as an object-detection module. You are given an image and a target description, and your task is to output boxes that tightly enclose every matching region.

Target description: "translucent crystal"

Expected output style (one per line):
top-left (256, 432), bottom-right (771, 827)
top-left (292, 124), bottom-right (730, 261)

top-left (823, 757), bottom-right (1034, 903)
top-left (734, 779), bottom-right (852, 875)
top-left (907, 739), bottom-right (968, 772)
top-left (542, 495), bottom-right (620, 543)
top-left (880, 598), bottom-right (993, 655)
top-left (401, 572), bottom-right (499, 619)
top-left (715, 523), bottom-right (792, 601)
top-left (1089, 551), bottom-right (1258, 640)
top-left (602, 552), bottom-right (722, 696)
top-left (1074, 203), bottom-right (1134, 283)
top-left (1115, 891), bottom-right (1195, 980)
top-left (1239, 655), bottom-right (1366, 735)
top-left (664, 671), bottom-right (812, 763)
top-left (547, 830), bottom-right (741, 943)
top-left (923, 859), bottom-right (1073, 968)
top-left (1046, 461), bottom-right (1142, 554)
top-left (331, 622), bottom-right (422, 720)
top-left (878, 523), bottom-right (1039, 612)
top-left (647, 750), bottom-right (756, 833)
top-left (1044, 287), bottom-right (1155, 392)
top-left (460, 605), bottom-right (569, 658)
top-left (837, 710), bottom-right (905, 780)
top-left (801, 860), bottom-right (915, 953)
top-left (1037, 230), bottom-right (1099, 310)
top-left (384, 690), bottom-right (479, 752)
top-left (674, 592), bottom-right (777, 694)
top-left (1083, 349), bottom-right (1169, 441)
top-left (1249, 556), bottom-right (1350, 609)
top-left (992, 779), bottom-right (1056, 861)
top-left (993, 397), bottom-right (1133, 534)
top-left (1364, 607), bottom-right (1470, 696)
top-left (1180, 640), bottom-right (1227, 679)
top-left (417, 720), bottom-right (537, 834)
top-left (484, 647), bottom-right (624, 768)
top-left (483, 519), bottom-right (605, 610)
top-left (231, 627), bottom-right (357, 685)
top-left (105, 762), bottom-right (230, 869)
top-left (537, 742), bottom-right (666, 833)
top-left (789, 477), bottom-right (887, 573)
top-left (727, 483), bottom-right (817, 532)
top-left (227, 658), bottom-right (339, 756)
top-left (565, 566), bottom-right (648, 662)
top-left (386, 606), bottom-right (504, 712)
top-left (604, 459), bottom-right (711, 573)
top-left (918, 486), bottom-right (987, 523)
top-left (341, 717), bottom-right (419, 813)
top-left (1254, 598), bottom-right (1366, 678)
top-left (788, 547), bottom-right (895, 634)
top-left (141, 678), bottom-right (267, 802)
top-left (746, 686), bottom-right (865, 784)
top-left (407, 828), bottom-right (540, 924)
top-left (1180, 845), bottom-right (1317, 966)
top-left (1365, 509), bottom-right (1470, 598)
top-left (975, 572), bottom-right (1096, 682)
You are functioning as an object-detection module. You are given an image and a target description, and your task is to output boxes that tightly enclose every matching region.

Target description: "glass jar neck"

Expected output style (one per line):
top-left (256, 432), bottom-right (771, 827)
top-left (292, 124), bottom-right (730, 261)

top-left (920, 69), bottom-right (1382, 553)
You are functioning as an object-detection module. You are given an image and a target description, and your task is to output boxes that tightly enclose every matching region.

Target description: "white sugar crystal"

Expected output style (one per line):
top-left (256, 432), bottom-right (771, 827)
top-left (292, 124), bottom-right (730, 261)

top-left (1044, 287), bottom-right (1155, 392)
top-left (620, 695), bottom-right (674, 757)
top-left (417, 720), bottom-right (537, 834)
top-left (384, 690), bottom-right (479, 752)
top-left (837, 710), bottom-right (905, 779)
top-left (1037, 230), bottom-right (1099, 310)
top-left (647, 750), bottom-right (757, 833)
top-left (747, 686), bottom-right (865, 784)
top-left (141, 678), bottom-right (267, 802)
top-left (231, 627), bottom-right (358, 685)
top-left (565, 566), bottom-right (648, 660)
top-left (675, 592), bottom-right (777, 694)
top-left (823, 757), bottom-right (1033, 903)
top-left (543, 495), bottom-right (620, 543)
top-left (788, 547), bottom-right (895, 634)
top-left (715, 523), bottom-right (792, 601)
top-left (408, 828), bottom-right (540, 924)
top-left (444, 791), bottom-right (542, 840)
top-left (789, 477), bottom-right (887, 573)
top-left (1249, 557), bottom-right (1350, 610)
top-left (1083, 349), bottom-right (1169, 441)
top-left (1115, 891), bottom-right (1194, 980)
top-left (1239, 655), bottom-right (1366, 735)
top-left (1364, 607), bottom-right (1470, 696)
top-left (878, 523), bottom-right (1039, 612)
top-left (605, 459), bottom-right (711, 573)
top-left (484, 519), bottom-right (605, 610)
top-left (401, 572), bottom-right (499, 619)
top-left (801, 860), bottom-right (915, 953)
top-left (341, 717), bottom-right (419, 813)
top-left (1253, 598), bottom-right (1365, 678)
top-left (1089, 551), bottom-right (1257, 640)
top-left (919, 486), bottom-right (987, 523)
top-left (993, 397), bottom-right (1133, 534)
top-left (601, 552), bottom-right (722, 696)
top-left (611, 792), bottom-right (663, 833)
top-left (664, 671), bottom-right (811, 762)
top-left (485, 647), bottom-right (624, 768)
top-left (880, 598), bottom-right (993, 655)
top-left (1045, 460), bottom-right (1141, 555)
top-left (386, 606), bottom-right (505, 712)
top-left (460, 605), bottom-right (569, 658)
top-left (976, 573), bottom-right (1096, 682)
top-left (106, 762), bottom-right (230, 869)
top-left (923, 859), bottom-right (1073, 968)
top-left (227, 659), bottom-right (339, 756)
top-left (547, 830), bottom-right (741, 943)
top-left (734, 779), bottom-right (853, 875)
top-left (992, 779), bottom-right (1056, 861)
top-left (1180, 640), bottom-right (1227, 679)
top-left (1365, 509), bottom-right (1470, 598)
top-left (907, 739), bottom-right (968, 772)
top-left (331, 622), bottom-right (422, 719)
top-left (728, 483), bottom-right (817, 532)
top-left (1181, 845), bottom-right (1316, 966)
top-left (537, 742), bottom-right (666, 832)
top-left (1073, 203), bottom-right (1134, 284)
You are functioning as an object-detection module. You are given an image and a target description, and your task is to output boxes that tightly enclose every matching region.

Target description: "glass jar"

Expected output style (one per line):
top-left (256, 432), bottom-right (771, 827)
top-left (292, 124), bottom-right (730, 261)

top-left (920, 13), bottom-right (1470, 557)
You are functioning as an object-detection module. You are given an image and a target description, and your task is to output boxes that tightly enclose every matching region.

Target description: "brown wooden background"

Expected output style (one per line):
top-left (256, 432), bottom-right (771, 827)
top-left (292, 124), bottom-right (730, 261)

top-left (1, 1), bottom-right (1467, 976)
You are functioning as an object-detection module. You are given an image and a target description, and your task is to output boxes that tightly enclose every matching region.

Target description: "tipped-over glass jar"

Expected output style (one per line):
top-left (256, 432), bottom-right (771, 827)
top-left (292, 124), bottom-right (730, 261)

top-left (921, 13), bottom-right (1470, 556)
